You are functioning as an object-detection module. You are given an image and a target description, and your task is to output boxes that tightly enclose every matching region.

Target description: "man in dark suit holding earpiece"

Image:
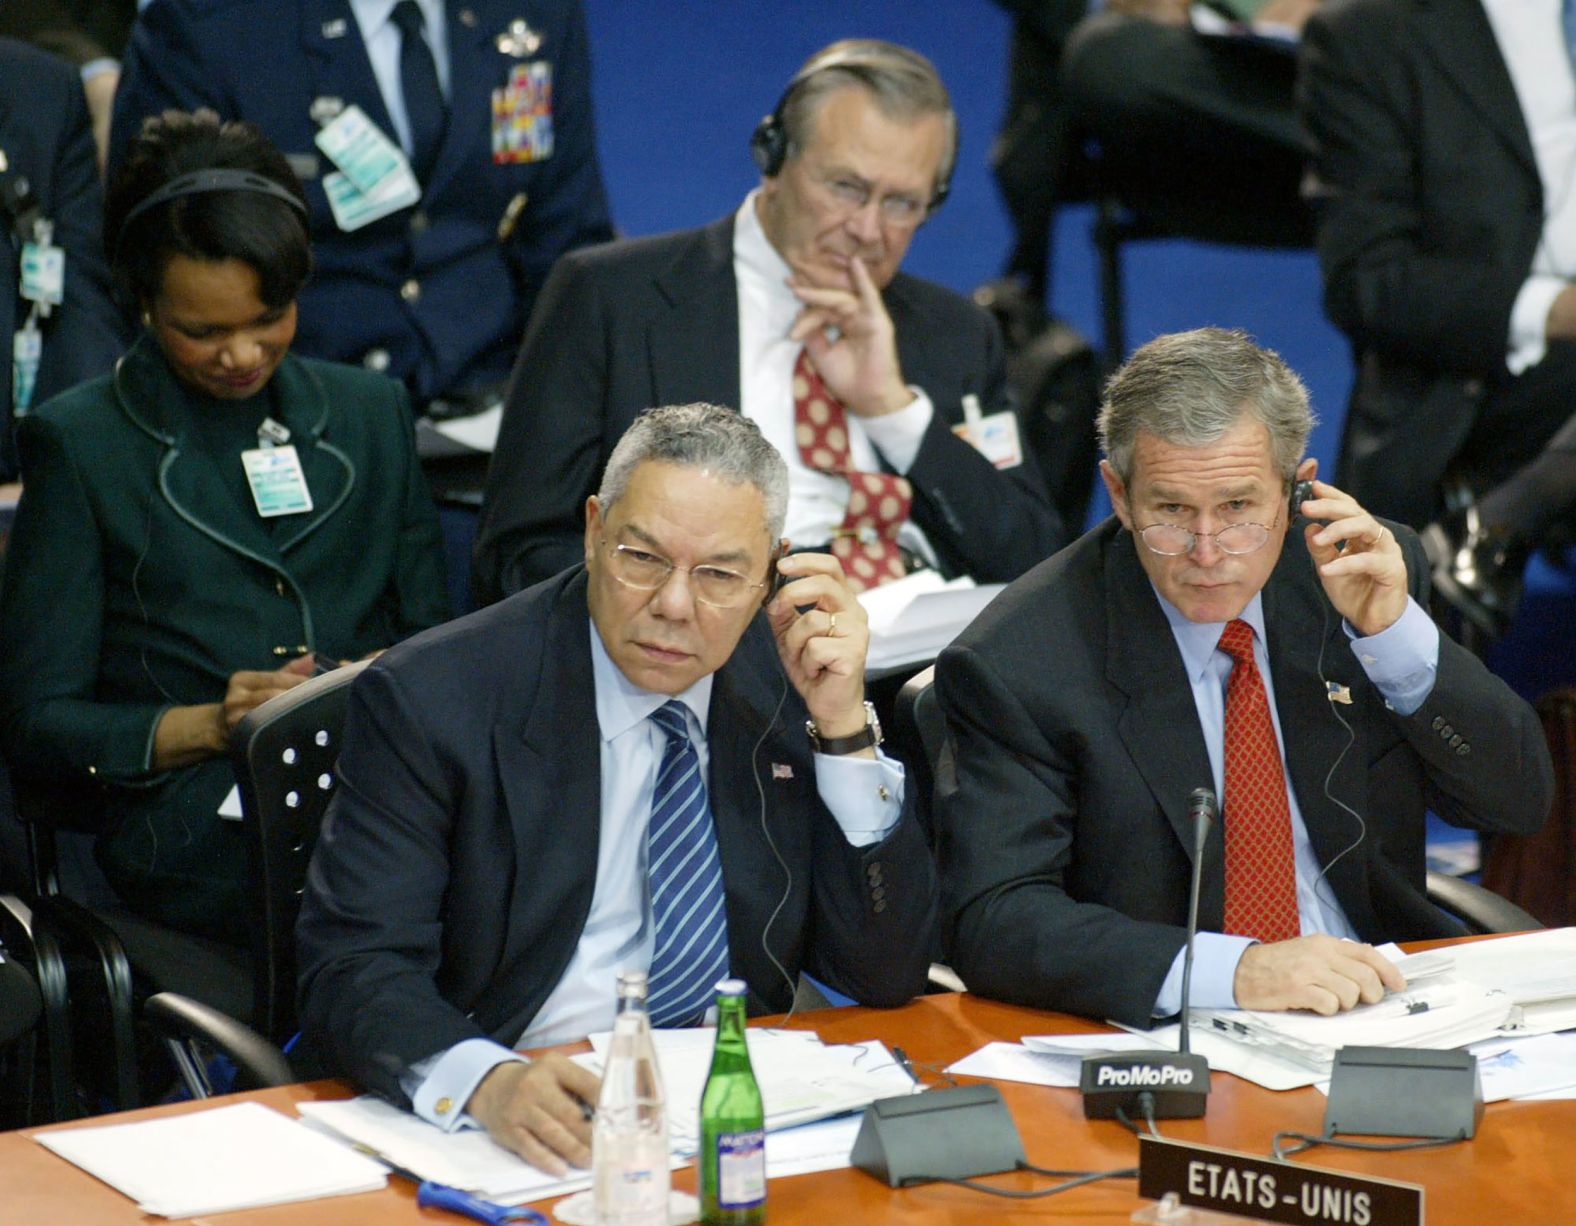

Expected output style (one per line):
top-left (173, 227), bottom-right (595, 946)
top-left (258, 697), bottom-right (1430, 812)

top-left (936, 329), bottom-right (1551, 1029)
top-left (472, 38), bottom-right (1065, 607)
top-left (298, 404), bottom-right (936, 1174)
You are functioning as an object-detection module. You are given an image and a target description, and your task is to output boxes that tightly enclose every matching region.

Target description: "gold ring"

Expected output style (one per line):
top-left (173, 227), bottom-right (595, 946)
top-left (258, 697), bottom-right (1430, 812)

top-left (828, 612), bottom-right (838, 636)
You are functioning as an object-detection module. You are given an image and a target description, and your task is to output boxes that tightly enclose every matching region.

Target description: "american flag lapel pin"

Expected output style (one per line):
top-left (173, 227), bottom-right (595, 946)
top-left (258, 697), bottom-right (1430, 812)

top-left (1326, 681), bottom-right (1353, 705)
top-left (771, 763), bottom-right (794, 781)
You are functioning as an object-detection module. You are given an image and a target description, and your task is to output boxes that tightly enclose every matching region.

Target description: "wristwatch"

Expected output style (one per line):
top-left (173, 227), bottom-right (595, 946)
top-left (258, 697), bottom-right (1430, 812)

top-left (806, 701), bottom-right (882, 755)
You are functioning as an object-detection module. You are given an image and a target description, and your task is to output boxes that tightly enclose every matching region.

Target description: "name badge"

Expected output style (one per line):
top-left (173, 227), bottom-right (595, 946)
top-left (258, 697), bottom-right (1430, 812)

top-left (20, 240), bottom-right (64, 310)
top-left (241, 444), bottom-right (314, 517)
top-left (12, 316), bottom-right (42, 416)
top-left (492, 61), bottom-right (554, 164)
top-left (315, 104), bottom-right (404, 195)
top-left (952, 410), bottom-right (1024, 470)
top-left (322, 167), bottom-right (421, 232)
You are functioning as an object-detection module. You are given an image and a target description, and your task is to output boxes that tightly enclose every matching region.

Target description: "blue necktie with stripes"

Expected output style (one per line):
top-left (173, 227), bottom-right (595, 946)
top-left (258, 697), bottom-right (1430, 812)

top-left (644, 700), bottom-right (731, 1027)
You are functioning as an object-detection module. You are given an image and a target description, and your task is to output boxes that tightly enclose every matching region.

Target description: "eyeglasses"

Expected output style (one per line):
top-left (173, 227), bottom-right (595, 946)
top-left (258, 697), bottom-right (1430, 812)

top-left (807, 167), bottom-right (930, 228)
top-left (601, 541), bottom-right (767, 609)
top-left (1137, 518), bottom-right (1279, 557)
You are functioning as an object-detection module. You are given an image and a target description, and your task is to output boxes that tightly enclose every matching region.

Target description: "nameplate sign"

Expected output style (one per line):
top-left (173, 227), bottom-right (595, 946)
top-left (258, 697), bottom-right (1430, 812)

top-left (1138, 1137), bottom-right (1422, 1226)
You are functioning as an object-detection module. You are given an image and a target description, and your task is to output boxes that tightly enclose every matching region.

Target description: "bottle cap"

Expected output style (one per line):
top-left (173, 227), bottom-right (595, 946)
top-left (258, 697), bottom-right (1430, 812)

top-left (715, 977), bottom-right (747, 997)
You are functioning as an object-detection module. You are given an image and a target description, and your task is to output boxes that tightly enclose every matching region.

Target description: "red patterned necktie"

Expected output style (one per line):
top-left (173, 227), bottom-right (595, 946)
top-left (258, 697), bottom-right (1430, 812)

top-left (1217, 619), bottom-right (1301, 943)
top-left (791, 350), bottom-right (912, 592)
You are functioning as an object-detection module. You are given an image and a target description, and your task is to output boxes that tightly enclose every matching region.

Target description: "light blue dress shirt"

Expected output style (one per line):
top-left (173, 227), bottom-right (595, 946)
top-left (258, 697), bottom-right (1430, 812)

top-left (1152, 590), bottom-right (1440, 1016)
top-left (408, 618), bottom-right (905, 1130)
top-left (348, 0), bottom-right (451, 157)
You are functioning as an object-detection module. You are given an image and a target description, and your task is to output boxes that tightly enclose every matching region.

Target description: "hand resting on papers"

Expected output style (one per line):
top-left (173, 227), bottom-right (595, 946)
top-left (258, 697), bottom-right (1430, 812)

top-left (1233, 935), bottom-right (1407, 1015)
top-left (465, 1054), bottom-right (600, 1175)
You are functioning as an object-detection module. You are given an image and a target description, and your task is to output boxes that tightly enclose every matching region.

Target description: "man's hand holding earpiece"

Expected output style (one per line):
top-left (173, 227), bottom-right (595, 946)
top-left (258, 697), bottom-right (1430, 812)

top-left (766, 552), bottom-right (874, 756)
top-left (1299, 479), bottom-right (1409, 637)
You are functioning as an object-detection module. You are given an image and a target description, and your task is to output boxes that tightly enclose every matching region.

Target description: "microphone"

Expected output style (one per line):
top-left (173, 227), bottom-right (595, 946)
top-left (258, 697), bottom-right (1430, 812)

top-left (1080, 787), bottom-right (1214, 1120)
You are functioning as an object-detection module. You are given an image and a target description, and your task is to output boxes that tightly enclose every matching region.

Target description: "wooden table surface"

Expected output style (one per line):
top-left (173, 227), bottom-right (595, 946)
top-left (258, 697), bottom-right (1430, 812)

top-left (6, 990), bottom-right (1573, 1224)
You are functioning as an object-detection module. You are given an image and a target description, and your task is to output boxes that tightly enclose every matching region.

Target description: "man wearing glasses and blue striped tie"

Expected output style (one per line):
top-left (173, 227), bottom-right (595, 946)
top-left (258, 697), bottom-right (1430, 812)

top-left (297, 403), bottom-right (936, 1174)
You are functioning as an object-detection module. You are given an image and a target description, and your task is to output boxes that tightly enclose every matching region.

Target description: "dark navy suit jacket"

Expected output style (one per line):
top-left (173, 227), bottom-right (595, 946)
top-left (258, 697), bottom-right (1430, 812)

top-left (0, 37), bottom-right (124, 480)
top-left (296, 567), bottom-right (938, 1105)
top-left (472, 216), bottom-right (1067, 605)
top-left (109, 0), bottom-right (614, 404)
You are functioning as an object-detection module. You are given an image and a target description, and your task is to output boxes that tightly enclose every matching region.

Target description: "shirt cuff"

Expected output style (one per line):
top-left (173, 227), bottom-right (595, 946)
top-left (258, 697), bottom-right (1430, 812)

top-left (1343, 596), bottom-right (1439, 716)
top-left (812, 749), bottom-right (905, 847)
top-left (858, 389), bottom-right (934, 474)
top-left (1153, 933), bottom-right (1256, 1017)
top-left (408, 1038), bottom-right (526, 1131)
top-left (79, 57), bottom-right (119, 84)
top-left (1506, 275), bottom-right (1567, 376)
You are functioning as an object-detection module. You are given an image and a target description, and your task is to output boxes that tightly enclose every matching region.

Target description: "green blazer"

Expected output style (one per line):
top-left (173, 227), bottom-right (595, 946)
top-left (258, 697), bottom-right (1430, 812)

top-left (0, 337), bottom-right (449, 941)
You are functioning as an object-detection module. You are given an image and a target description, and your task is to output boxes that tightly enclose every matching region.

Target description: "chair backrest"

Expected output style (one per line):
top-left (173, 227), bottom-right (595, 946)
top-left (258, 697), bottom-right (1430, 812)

top-left (229, 659), bottom-right (371, 1041)
top-left (891, 665), bottom-right (943, 839)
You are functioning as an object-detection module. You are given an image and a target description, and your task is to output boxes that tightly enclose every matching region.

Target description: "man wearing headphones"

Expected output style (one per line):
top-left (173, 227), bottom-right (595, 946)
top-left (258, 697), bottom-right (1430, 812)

top-left (298, 404), bottom-right (936, 1172)
top-left (472, 39), bottom-right (1067, 606)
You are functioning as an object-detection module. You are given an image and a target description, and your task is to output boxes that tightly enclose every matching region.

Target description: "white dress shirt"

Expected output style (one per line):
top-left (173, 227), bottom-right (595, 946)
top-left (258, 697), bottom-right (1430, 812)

top-left (1152, 590), bottom-right (1441, 1015)
top-left (1482, 0), bottom-right (1576, 374)
top-left (348, 0), bottom-right (452, 158)
top-left (407, 618), bottom-right (905, 1129)
top-left (732, 192), bottom-right (940, 561)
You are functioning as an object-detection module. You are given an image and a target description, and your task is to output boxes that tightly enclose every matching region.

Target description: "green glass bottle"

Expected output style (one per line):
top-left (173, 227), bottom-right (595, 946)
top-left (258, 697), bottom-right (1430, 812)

top-left (698, 978), bottom-right (766, 1225)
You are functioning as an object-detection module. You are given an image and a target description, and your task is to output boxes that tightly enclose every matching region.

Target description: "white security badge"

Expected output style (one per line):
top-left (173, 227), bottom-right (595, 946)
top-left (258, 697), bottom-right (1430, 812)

top-left (20, 220), bottom-right (65, 313)
top-left (12, 316), bottom-right (42, 416)
top-left (315, 105), bottom-right (421, 230)
top-left (241, 444), bottom-right (314, 517)
top-left (952, 393), bottom-right (1024, 470)
top-left (315, 105), bottom-right (404, 195)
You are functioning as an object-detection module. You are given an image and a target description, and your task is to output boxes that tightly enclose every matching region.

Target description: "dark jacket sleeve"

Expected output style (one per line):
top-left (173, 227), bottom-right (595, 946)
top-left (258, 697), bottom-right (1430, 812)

top-left (33, 57), bottom-right (127, 408)
top-left (800, 783), bottom-right (938, 1010)
top-left (0, 413), bottom-right (168, 782)
top-left (1299, 3), bottom-right (1530, 373)
top-left (473, 250), bottom-right (610, 604)
top-left (106, 1), bottom-right (225, 183)
top-left (935, 639), bottom-right (1186, 1027)
top-left (1384, 529), bottom-right (1552, 839)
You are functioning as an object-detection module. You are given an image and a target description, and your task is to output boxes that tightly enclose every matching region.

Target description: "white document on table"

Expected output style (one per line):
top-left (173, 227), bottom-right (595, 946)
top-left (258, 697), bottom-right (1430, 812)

top-left (585, 1027), bottom-right (919, 1153)
top-left (858, 571), bottom-right (1004, 671)
top-left (298, 1095), bottom-right (612, 1203)
top-left (35, 1101), bottom-right (387, 1218)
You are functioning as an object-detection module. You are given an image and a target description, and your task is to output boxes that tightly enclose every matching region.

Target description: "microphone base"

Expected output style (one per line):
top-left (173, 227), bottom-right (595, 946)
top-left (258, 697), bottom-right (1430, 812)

top-left (1079, 1051), bottom-right (1210, 1120)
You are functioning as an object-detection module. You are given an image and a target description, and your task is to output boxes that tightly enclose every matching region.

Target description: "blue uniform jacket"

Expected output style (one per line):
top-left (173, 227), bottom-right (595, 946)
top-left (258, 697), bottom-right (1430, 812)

top-left (109, 0), bottom-right (614, 404)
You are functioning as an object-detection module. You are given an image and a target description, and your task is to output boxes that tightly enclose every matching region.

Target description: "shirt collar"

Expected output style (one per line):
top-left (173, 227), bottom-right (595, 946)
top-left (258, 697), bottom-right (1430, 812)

top-left (588, 618), bottom-right (713, 743)
top-left (733, 190), bottom-right (800, 328)
top-left (1155, 587), bottom-right (1269, 685)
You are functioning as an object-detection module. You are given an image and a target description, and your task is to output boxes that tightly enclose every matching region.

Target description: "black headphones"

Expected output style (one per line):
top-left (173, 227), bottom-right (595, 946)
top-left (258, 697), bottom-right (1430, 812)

top-left (114, 168), bottom-right (308, 256)
top-left (748, 48), bottom-right (954, 214)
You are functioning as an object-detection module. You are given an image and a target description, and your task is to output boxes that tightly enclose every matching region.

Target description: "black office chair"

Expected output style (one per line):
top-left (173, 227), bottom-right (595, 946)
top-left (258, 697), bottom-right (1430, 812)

top-left (11, 660), bottom-right (369, 1108)
top-left (1425, 871), bottom-right (1541, 936)
top-left (144, 992), bottom-right (294, 1099)
top-left (0, 905), bottom-right (66, 1125)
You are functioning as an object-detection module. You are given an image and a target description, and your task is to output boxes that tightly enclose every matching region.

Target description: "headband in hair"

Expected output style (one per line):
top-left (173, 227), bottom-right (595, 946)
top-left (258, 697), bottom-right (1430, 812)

top-left (116, 168), bottom-right (308, 250)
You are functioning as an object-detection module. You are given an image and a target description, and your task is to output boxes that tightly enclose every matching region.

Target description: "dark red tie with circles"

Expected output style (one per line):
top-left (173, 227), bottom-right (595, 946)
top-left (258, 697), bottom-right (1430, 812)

top-left (1217, 619), bottom-right (1301, 943)
top-left (791, 350), bottom-right (912, 592)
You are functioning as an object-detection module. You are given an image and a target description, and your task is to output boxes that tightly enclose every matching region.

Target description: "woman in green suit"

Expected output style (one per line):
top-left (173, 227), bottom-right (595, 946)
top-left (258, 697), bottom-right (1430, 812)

top-left (0, 111), bottom-right (449, 944)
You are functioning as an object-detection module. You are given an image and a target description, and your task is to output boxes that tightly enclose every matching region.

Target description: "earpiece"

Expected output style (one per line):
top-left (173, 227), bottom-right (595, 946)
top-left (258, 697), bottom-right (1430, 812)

top-left (748, 48), bottom-right (953, 214)
top-left (1290, 479), bottom-right (1315, 520)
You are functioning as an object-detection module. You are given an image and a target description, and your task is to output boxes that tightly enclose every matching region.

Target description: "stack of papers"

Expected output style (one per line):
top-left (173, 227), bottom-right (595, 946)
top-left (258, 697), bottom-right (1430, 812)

top-left (299, 1096), bottom-right (610, 1203)
top-left (585, 1026), bottom-right (920, 1152)
top-left (858, 572), bottom-right (1004, 671)
top-left (299, 1027), bottom-right (920, 1203)
top-left (35, 1101), bottom-right (387, 1218)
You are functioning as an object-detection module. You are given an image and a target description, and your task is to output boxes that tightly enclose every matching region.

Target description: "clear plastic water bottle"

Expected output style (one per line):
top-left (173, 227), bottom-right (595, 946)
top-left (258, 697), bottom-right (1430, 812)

top-left (593, 970), bottom-right (670, 1226)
